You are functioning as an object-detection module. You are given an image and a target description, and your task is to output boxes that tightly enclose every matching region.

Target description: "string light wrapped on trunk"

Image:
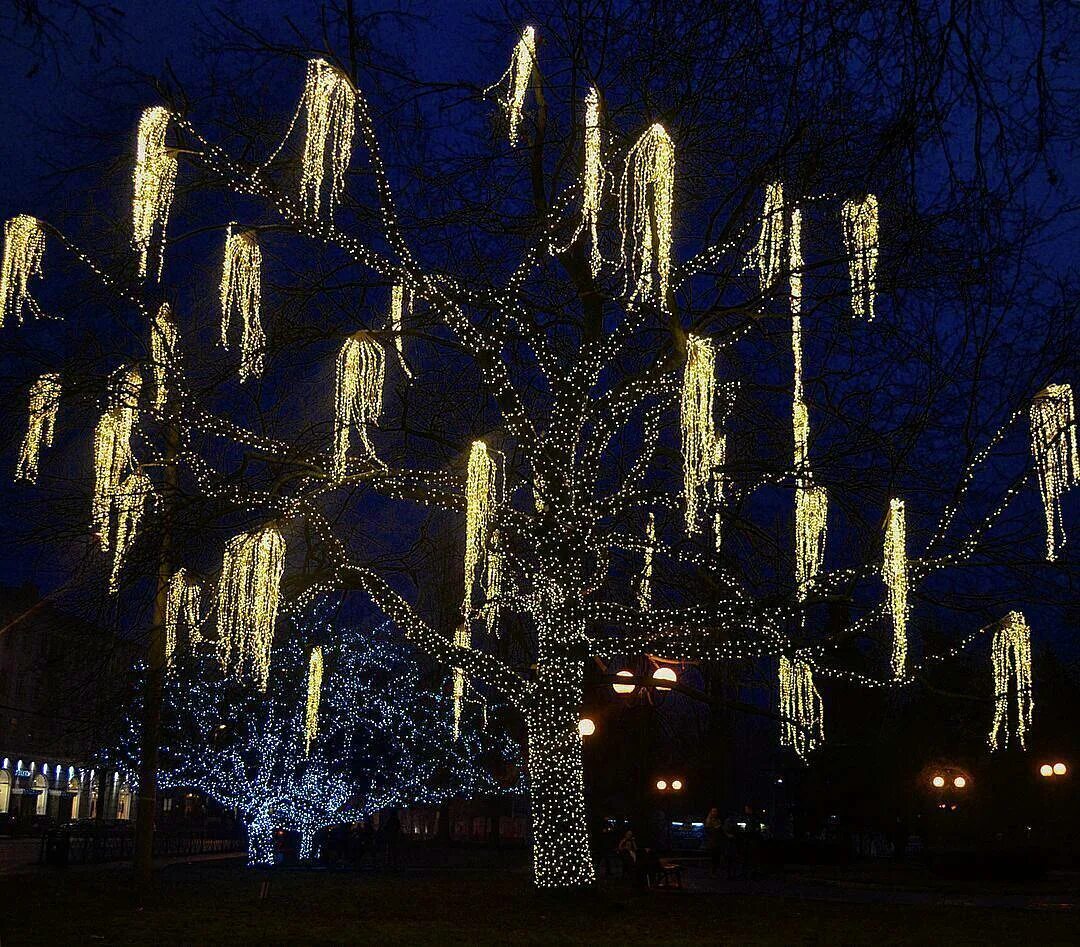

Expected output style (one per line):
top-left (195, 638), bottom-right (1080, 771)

top-left (16, 373), bottom-right (61, 482)
top-left (389, 284), bottom-right (413, 378)
top-left (303, 646), bottom-right (324, 755)
top-left (299, 59), bottom-right (357, 217)
top-left (0, 215), bottom-right (46, 327)
top-left (108, 469), bottom-right (154, 592)
top-left (132, 107), bottom-right (177, 281)
top-left (1030, 383), bottom-right (1078, 561)
top-left (841, 195), bottom-right (878, 319)
top-left (216, 524), bottom-right (286, 692)
top-left (883, 498), bottom-right (908, 679)
top-left (92, 367), bottom-right (141, 549)
top-left (151, 303), bottom-right (179, 410)
top-left (636, 512), bottom-right (655, 609)
top-left (165, 567), bottom-right (202, 666)
top-left (779, 655), bottom-right (823, 759)
top-left (333, 333), bottom-right (385, 477)
top-left (582, 87), bottom-right (603, 276)
top-left (988, 611), bottom-right (1033, 751)
top-left (619, 123), bottom-right (674, 305)
top-left (451, 623), bottom-right (470, 740)
top-left (220, 226), bottom-right (264, 382)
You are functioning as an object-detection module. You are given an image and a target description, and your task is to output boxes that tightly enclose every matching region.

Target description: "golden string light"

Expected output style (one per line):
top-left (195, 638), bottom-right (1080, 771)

top-left (711, 433), bottom-right (727, 552)
top-left (15, 373), bottom-right (61, 483)
top-left (463, 440), bottom-right (501, 618)
top-left (132, 106), bottom-right (177, 281)
top-left (92, 367), bottom-right (141, 549)
top-left (389, 284), bottom-right (412, 377)
top-left (755, 181), bottom-right (785, 293)
top-left (300, 59), bottom-right (357, 217)
top-left (681, 334), bottom-right (721, 536)
top-left (582, 87), bottom-right (603, 276)
top-left (883, 497), bottom-right (908, 679)
top-left (333, 333), bottom-right (385, 477)
top-left (151, 302), bottom-right (178, 410)
top-left (1030, 383), bottom-right (1078, 561)
top-left (109, 469), bottom-right (153, 592)
top-left (216, 524), bottom-right (286, 692)
top-left (795, 485), bottom-right (828, 600)
top-left (988, 611), bottom-right (1033, 751)
top-left (841, 194), bottom-right (878, 319)
top-left (779, 655), bottom-right (823, 760)
top-left (0, 215), bottom-right (46, 327)
top-left (220, 226), bottom-right (264, 381)
top-left (636, 512), bottom-right (655, 609)
top-left (303, 645), bottom-right (324, 755)
top-left (619, 123), bottom-right (674, 304)
top-left (452, 622), bottom-right (470, 740)
top-left (506, 27), bottom-right (536, 146)
top-left (165, 567), bottom-right (202, 666)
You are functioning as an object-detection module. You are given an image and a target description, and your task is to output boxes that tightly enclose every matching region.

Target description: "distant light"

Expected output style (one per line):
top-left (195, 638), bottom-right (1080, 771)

top-left (656, 780), bottom-right (667, 791)
top-left (776, 778), bottom-right (783, 785)
top-left (671, 779), bottom-right (683, 791)
top-left (932, 775), bottom-right (945, 788)
top-left (652, 667), bottom-right (677, 691)
top-left (1053, 762), bottom-right (1067, 776)
top-left (578, 717), bottom-right (596, 737)
top-left (612, 670), bottom-right (636, 694)
top-left (1040, 764), bottom-right (1054, 777)
top-left (953, 776), bottom-right (966, 789)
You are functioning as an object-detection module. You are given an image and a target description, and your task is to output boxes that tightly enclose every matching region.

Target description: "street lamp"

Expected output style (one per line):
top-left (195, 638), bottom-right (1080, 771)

top-left (1040, 764), bottom-right (1054, 777)
top-left (652, 667), bottom-right (677, 691)
top-left (612, 670), bottom-right (636, 695)
top-left (953, 776), bottom-right (966, 789)
top-left (931, 775), bottom-right (945, 788)
top-left (1053, 762), bottom-right (1067, 776)
top-left (671, 779), bottom-right (683, 791)
top-left (656, 779), bottom-right (667, 791)
top-left (578, 717), bottom-right (596, 737)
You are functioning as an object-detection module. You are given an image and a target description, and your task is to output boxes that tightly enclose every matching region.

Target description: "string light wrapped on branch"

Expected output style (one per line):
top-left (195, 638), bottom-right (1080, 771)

top-left (304, 646), bottom-right (324, 755)
top-left (1030, 383), bottom-right (1078, 561)
top-left (0, 215), bottom-right (46, 327)
top-left (216, 524), bottom-right (286, 692)
top-left (109, 469), bottom-right (154, 592)
top-left (92, 367), bottom-right (141, 549)
top-left (484, 26), bottom-right (536, 146)
top-left (883, 497), bottom-right (908, 679)
top-left (16, 373), bottom-right (61, 483)
top-left (619, 123), bottom-right (674, 305)
top-left (132, 106), bottom-right (177, 281)
top-left (165, 567), bottom-right (202, 667)
top-left (636, 512), bottom-right (655, 609)
top-left (220, 226), bottom-right (264, 382)
top-left (779, 655), bottom-right (824, 760)
top-left (988, 611), bottom-right (1033, 751)
top-left (841, 195), bottom-right (879, 319)
top-left (333, 333), bottom-right (385, 477)
top-left (389, 285), bottom-right (412, 378)
top-left (151, 303), bottom-right (179, 410)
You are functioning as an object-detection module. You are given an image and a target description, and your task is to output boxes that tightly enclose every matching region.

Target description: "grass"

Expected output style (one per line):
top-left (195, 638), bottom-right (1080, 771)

top-left (2, 858), bottom-right (1075, 945)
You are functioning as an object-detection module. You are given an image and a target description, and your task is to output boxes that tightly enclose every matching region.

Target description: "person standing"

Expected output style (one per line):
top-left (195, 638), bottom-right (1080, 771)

top-left (705, 807), bottom-right (723, 875)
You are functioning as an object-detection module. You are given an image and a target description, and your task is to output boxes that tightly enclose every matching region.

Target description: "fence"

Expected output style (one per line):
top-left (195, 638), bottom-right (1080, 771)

top-left (41, 826), bottom-right (245, 865)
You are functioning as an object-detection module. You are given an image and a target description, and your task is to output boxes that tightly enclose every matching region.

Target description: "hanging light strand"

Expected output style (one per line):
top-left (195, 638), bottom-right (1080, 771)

top-left (755, 181), bottom-right (785, 293)
top-left (220, 226), bottom-right (264, 382)
top-left (92, 368), bottom-right (141, 549)
top-left (333, 334), bottom-right (385, 477)
top-left (463, 440), bottom-right (500, 617)
top-left (0, 215), bottom-right (46, 327)
top-left (795, 485), bottom-right (828, 600)
top-left (506, 27), bottom-right (536, 146)
top-left (619, 123), bottom-right (674, 304)
top-left (165, 567), bottom-right (202, 666)
top-left (299, 59), bottom-right (357, 217)
top-left (151, 302), bottom-right (178, 410)
top-left (988, 611), bottom-right (1033, 751)
top-left (1030, 383), bottom-right (1078, 561)
top-left (681, 334), bottom-right (720, 535)
top-left (216, 525), bottom-right (286, 692)
top-left (452, 622), bottom-right (470, 740)
top-left (841, 194), bottom-right (879, 319)
top-left (582, 87), bottom-right (603, 276)
top-left (883, 498), bottom-right (908, 678)
top-left (132, 107), bottom-right (177, 281)
top-left (389, 284), bottom-right (413, 379)
top-left (779, 655), bottom-right (824, 760)
top-left (303, 646), bottom-right (324, 755)
top-left (109, 470), bottom-right (153, 592)
top-left (16, 373), bottom-right (61, 483)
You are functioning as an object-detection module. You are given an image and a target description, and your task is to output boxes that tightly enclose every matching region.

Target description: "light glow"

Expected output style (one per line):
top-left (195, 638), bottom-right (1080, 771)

top-left (577, 717), bottom-right (595, 737)
top-left (652, 666), bottom-right (677, 691)
top-left (612, 670), bottom-right (636, 695)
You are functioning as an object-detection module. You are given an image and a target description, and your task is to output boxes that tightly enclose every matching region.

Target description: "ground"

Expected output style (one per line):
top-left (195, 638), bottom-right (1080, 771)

top-left (1, 847), bottom-right (1077, 945)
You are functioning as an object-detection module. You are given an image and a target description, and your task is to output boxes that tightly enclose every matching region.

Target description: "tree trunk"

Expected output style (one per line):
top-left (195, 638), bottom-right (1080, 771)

top-left (247, 819), bottom-right (275, 866)
top-left (525, 652), bottom-right (595, 888)
top-left (298, 825), bottom-right (318, 862)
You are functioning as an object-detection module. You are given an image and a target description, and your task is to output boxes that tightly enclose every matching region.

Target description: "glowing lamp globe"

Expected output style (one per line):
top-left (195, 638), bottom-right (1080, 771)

top-left (1053, 762), bottom-right (1067, 776)
top-left (652, 667), bottom-right (677, 691)
top-left (1040, 764), bottom-right (1054, 777)
top-left (656, 780), bottom-right (667, 791)
top-left (612, 670), bottom-right (636, 695)
top-left (931, 775), bottom-right (945, 788)
top-left (671, 779), bottom-right (683, 791)
top-left (577, 717), bottom-right (596, 737)
top-left (953, 776), bottom-right (966, 789)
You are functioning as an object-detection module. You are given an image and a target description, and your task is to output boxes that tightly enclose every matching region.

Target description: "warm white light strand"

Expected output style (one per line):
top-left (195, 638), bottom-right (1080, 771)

top-left (333, 334), bottom-right (385, 477)
top-left (779, 655), bottom-right (823, 759)
top-left (1030, 383), bottom-right (1078, 561)
top-left (681, 334), bottom-right (720, 535)
top-left (988, 611), bottom-right (1033, 751)
top-left (582, 87), bottom-right (603, 276)
top-left (463, 440), bottom-right (501, 617)
top-left (636, 512), bottom-right (655, 609)
top-left (841, 194), bottom-right (878, 319)
top-left (151, 302), bottom-right (178, 410)
top-left (755, 181), bottom-right (785, 293)
top-left (109, 469), bottom-right (153, 592)
top-left (0, 215), bottom-right (46, 327)
top-left (304, 646), bottom-right (324, 755)
top-left (619, 123), bottom-right (674, 304)
top-left (506, 27), bottom-right (536, 146)
top-left (389, 284), bottom-right (412, 378)
top-left (299, 59), bottom-right (357, 217)
top-left (15, 372), bottom-right (61, 482)
top-left (165, 567), bottom-right (202, 666)
top-left (220, 226), bottom-right (264, 381)
top-left (132, 107), bottom-right (177, 281)
top-left (452, 622), bottom-right (470, 740)
top-left (795, 484), bottom-right (828, 600)
top-left (92, 368), bottom-right (141, 549)
top-left (883, 498), bottom-right (908, 678)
